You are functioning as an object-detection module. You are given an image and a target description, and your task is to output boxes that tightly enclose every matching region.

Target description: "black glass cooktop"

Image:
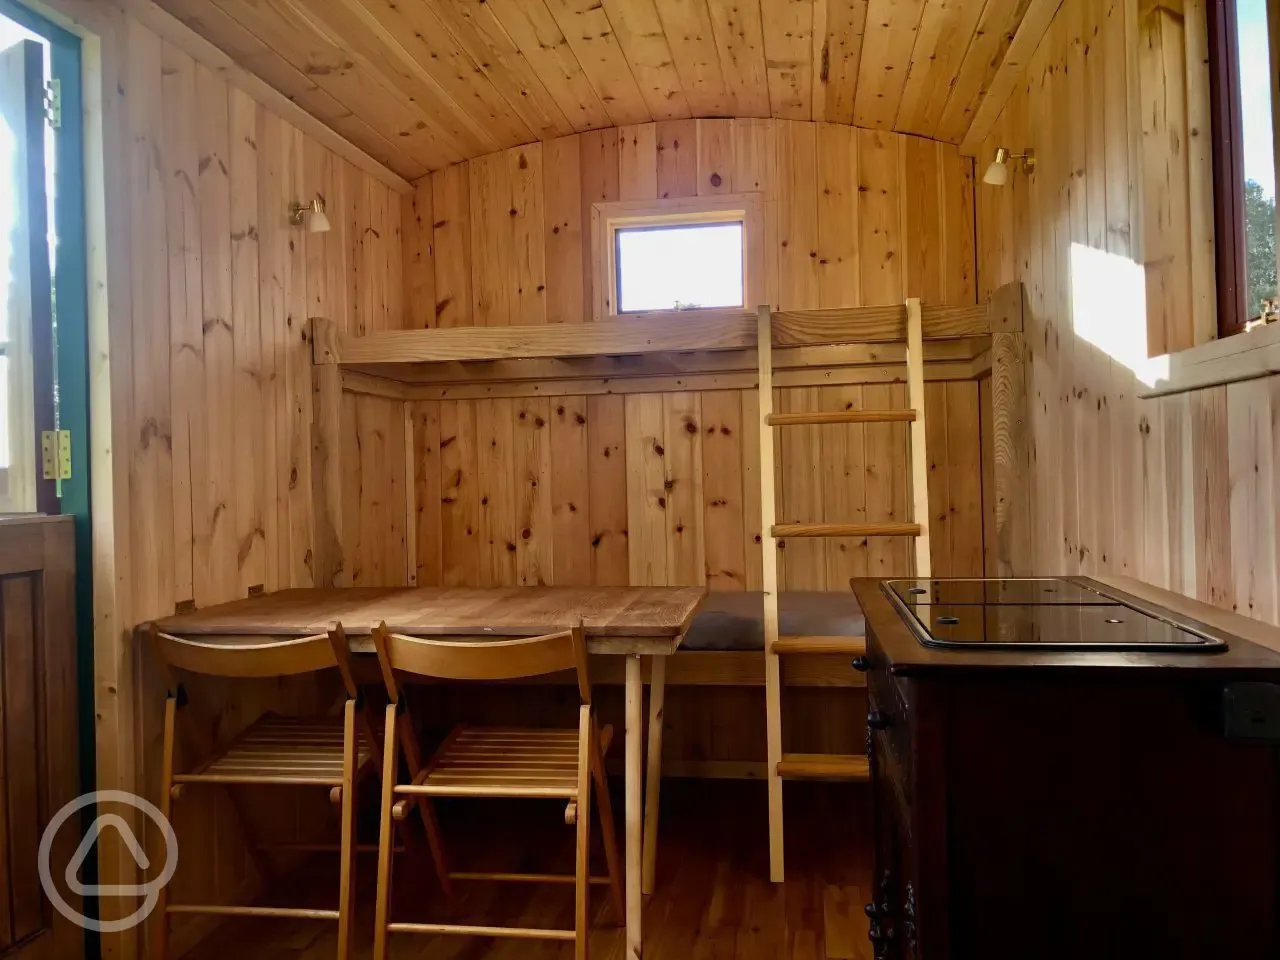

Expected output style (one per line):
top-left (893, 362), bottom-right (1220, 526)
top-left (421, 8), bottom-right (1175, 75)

top-left (882, 578), bottom-right (1229, 652)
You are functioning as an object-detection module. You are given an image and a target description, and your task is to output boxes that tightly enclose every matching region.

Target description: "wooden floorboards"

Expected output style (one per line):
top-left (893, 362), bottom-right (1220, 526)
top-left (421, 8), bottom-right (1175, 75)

top-left (179, 780), bottom-right (873, 959)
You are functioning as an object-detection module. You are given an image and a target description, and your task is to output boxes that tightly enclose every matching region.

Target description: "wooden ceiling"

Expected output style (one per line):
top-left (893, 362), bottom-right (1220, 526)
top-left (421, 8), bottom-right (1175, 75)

top-left (153, 0), bottom-right (1040, 181)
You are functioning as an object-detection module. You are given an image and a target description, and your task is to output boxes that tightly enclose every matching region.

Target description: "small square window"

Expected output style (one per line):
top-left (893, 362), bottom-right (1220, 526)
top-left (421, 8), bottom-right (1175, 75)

top-left (614, 221), bottom-right (744, 313)
top-left (591, 195), bottom-right (762, 318)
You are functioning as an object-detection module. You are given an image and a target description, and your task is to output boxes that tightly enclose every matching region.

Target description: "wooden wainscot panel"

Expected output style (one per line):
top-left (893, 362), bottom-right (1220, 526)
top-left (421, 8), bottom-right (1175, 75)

top-left (0, 516), bottom-right (81, 959)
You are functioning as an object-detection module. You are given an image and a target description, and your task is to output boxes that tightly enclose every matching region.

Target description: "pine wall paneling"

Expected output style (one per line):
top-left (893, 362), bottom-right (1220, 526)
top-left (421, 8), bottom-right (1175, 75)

top-left (41, 3), bottom-right (409, 956)
top-left (398, 120), bottom-right (987, 592)
top-left (1138, 0), bottom-right (1217, 353)
top-left (975, 0), bottom-right (1280, 620)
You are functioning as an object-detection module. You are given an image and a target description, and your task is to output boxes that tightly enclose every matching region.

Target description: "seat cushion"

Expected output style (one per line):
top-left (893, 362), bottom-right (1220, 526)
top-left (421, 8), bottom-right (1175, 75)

top-left (679, 591), bottom-right (866, 651)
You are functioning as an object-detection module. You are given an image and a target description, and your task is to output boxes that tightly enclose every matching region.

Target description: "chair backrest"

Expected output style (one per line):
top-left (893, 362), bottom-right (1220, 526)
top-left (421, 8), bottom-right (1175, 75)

top-left (148, 622), bottom-right (359, 698)
top-left (371, 621), bottom-right (591, 705)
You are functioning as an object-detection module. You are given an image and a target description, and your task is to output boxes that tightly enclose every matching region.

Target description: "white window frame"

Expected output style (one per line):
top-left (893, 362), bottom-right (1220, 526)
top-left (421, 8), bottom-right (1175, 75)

top-left (589, 194), bottom-right (765, 320)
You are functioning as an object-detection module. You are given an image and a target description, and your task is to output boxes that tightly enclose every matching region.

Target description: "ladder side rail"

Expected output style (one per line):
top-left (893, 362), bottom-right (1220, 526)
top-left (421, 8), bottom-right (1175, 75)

top-left (905, 297), bottom-right (932, 579)
top-left (758, 304), bottom-right (786, 884)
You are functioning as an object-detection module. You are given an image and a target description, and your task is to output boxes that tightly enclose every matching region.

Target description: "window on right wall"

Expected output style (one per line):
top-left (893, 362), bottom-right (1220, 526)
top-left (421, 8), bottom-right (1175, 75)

top-left (1210, 0), bottom-right (1277, 336)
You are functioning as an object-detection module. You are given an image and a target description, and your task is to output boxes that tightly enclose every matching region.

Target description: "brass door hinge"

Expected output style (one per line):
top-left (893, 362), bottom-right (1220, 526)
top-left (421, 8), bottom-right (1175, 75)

top-left (41, 430), bottom-right (71, 480)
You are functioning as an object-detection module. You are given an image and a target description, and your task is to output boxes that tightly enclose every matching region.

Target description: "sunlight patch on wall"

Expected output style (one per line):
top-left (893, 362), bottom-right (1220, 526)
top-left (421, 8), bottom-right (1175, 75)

top-left (1069, 243), bottom-right (1168, 387)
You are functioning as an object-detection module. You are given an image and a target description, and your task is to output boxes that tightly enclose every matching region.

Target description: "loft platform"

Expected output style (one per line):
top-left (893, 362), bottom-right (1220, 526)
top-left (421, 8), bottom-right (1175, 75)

top-left (310, 282), bottom-right (1026, 399)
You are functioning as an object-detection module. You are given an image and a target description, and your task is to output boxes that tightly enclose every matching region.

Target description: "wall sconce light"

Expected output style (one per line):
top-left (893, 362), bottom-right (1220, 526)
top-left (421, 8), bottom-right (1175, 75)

top-left (983, 147), bottom-right (1037, 186)
top-left (289, 198), bottom-right (331, 233)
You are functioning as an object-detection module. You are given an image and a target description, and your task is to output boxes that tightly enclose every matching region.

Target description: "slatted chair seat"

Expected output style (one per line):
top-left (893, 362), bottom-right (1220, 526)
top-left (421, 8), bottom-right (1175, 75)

top-left (403, 725), bottom-right (615, 799)
top-left (179, 715), bottom-right (375, 787)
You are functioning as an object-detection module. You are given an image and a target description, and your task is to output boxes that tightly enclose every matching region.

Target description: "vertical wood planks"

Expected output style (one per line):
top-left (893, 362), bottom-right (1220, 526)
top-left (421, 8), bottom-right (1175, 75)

top-left (1138, 4), bottom-right (1192, 354)
top-left (432, 162), bottom-right (473, 328)
top-left (469, 151), bottom-right (514, 326)
top-left (1227, 380), bottom-right (1277, 622)
top-left (230, 87), bottom-right (265, 595)
top-left (696, 119), bottom-right (735, 195)
top-left (857, 128), bottom-right (904, 305)
top-left (514, 398), bottom-right (554, 585)
top-left (551, 397), bottom-right (592, 585)
top-left (475, 399), bottom-right (517, 586)
top-left (195, 63), bottom-right (237, 605)
top-left (258, 111), bottom-right (287, 593)
top-left (617, 122), bottom-right (659, 200)
top-left (129, 23), bottom-right (172, 620)
top-left (579, 129), bottom-right (620, 321)
top-left (392, 119), bottom-right (989, 591)
top-left (701, 391), bottom-right (747, 590)
top-left (127, 49), bottom-right (377, 610)
top-left (344, 395), bottom-right (407, 586)
top-left (439, 400), bottom-right (480, 586)
top-left (924, 381), bottom-right (951, 575)
top-left (402, 178), bottom-right (435, 329)
top-left (625, 394), bottom-right (669, 586)
top-left (282, 122), bottom-right (314, 587)
top-left (509, 143), bottom-right (547, 324)
top-left (816, 123), bottom-right (860, 307)
top-left (544, 135), bottom-right (585, 324)
top-left (819, 384), bottom-right (869, 586)
top-left (656, 119), bottom-right (698, 199)
top-left (663, 392), bottom-right (706, 585)
top-left (161, 40), bottom-right (200, 604)
top-left (588, 394), bottom-right (630, 585)
top-left (973, 0), bottom-right (1280, 626)
top-left (776, 120), bottom-right (819, 311)
top-left (945, 382), bottom-right (985, 574)
top-left (741, 388), bottom-right (765, 590)
top-left (411, 401), bottom-right (443, 586)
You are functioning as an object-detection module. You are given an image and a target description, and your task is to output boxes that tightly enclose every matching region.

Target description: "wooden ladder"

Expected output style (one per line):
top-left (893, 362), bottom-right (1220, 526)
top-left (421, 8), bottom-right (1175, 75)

top-left (757, 298), bottom-right (932, 883)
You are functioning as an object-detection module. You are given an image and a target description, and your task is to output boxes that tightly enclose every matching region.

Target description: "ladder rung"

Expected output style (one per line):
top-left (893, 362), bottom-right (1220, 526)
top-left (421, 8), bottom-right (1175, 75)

top-left (771, 635), bottom-right (867, 656)
top-left (766, 410), bottom-right (916, 426)
top-left (772, 522), bottom-right (922, 538)
top-left (776, 753), bottom-right (870, 780)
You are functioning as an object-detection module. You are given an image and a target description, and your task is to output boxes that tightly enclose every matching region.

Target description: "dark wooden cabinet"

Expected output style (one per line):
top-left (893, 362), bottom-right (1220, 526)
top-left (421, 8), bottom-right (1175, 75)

top-left (855, 577), bottom-right (1280, 960)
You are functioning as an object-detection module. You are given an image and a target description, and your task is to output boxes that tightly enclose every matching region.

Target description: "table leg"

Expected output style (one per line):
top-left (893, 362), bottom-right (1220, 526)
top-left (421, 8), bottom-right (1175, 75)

top-left (625, 654), bottom-right (643, 959)
top-left (642, 655), bottom-right (666, 896)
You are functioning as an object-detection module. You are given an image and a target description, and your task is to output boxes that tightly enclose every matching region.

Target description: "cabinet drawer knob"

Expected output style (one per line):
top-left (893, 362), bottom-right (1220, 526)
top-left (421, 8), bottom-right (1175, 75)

top-left (852, 655), bottom-right (870, 672)
top-left (867, 710), bottom-right (890, 730)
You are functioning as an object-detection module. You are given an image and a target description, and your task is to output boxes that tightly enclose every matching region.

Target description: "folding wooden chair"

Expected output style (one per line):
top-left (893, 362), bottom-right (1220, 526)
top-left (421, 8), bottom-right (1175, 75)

top-left (148, 623), bottom-right (376, 960)
top-left (369, 621), bottom-right (624, 960)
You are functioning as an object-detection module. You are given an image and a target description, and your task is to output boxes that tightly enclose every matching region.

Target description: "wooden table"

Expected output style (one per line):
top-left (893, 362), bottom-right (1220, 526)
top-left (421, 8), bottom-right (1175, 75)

top-left (151, 585), bottom-right (706, 959)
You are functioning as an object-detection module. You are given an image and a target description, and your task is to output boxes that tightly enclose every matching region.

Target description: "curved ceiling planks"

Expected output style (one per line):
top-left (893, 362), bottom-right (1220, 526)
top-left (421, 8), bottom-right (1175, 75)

top-left (151, 0), bottom-right (1040, 180)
